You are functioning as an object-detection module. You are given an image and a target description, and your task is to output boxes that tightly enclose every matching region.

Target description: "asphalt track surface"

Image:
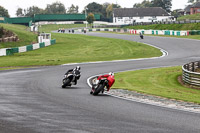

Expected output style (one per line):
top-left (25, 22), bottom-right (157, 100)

top-left (0, 32), bottom-right (200, 133)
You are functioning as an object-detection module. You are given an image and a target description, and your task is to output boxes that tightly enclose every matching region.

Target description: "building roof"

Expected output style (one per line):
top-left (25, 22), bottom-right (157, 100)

top-left (192, 2), bottom-right (200, 8)
top-left (113, 7), bottom-right (170, 17)
top-left (184, 5), bottom-right (192, 12)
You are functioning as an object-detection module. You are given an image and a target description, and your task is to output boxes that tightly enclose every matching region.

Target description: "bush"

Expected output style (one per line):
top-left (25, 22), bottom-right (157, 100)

top-left (0, 27), bottom-right (14, 38)
top-left (0, 27), bottom-right (4, 38)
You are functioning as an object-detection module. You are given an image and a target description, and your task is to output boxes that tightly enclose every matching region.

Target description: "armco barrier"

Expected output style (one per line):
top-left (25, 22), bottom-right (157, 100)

top-left (189, 30), bottom-right (200, 35)
top-left (182, 61), bottom-right (200, 87)
top-left (79, 28), bottom-right (191, 36)
top-left (129, 29), bottom-right (188, 36)
top-left (0, 39), bottom-right (56, 56)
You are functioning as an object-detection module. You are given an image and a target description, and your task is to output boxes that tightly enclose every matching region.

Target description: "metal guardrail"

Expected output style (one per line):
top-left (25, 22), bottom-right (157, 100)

top-left (182, 61), bottom-right (200, 86)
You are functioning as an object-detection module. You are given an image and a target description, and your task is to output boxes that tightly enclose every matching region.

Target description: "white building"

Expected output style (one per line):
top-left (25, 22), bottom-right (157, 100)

top-left (113, 7), bottom-right (171, 25)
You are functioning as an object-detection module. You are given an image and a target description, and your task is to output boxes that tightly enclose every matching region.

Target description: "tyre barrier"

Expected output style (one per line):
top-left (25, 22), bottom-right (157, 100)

top-left (182, 61), bottom-right (200, 87)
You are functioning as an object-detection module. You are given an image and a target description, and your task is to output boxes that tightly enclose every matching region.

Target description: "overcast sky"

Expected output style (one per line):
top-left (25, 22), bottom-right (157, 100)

top-left (0, 0), bottom-right (190, 17)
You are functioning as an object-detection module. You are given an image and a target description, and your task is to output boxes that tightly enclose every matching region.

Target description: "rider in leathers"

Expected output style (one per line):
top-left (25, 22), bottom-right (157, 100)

top-left (90, 72), bottom-right (115, 94)
top-left (65, 66), bottom-right (81, 85)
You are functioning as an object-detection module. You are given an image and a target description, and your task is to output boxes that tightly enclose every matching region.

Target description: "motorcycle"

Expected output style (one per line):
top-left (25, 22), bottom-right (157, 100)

top-left (92, 78), bottom-right (109, 95)
top-left (61, 71), bottom-right (80, 88)
top-left (140, 34), bottom-right (144, 39)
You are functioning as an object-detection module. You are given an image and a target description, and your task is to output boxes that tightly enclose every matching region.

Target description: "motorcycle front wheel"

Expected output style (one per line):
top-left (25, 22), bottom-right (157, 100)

top-left (93, 84), bottom-right (104, 96)
top-left (62, 78), bottom-right (71, 88)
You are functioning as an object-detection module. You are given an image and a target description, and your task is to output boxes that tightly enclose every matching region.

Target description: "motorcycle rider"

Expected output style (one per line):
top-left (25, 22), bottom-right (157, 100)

top-left (65, 66), bottom-right (81, 85)
top-left (139, 32), bottom-right (144, 39)
top-left (90, 72), bottom-right (115, 94)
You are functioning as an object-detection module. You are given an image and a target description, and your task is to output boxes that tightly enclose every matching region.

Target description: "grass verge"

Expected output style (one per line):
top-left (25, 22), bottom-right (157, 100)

top-left (39, 24), bottom-right (85, 33)
top-left (0, 33), bottom-right (162, 67)
top-left (113, 66), bottom-right (200, 104)
top-left (178, 14), bottom-right (200, 21)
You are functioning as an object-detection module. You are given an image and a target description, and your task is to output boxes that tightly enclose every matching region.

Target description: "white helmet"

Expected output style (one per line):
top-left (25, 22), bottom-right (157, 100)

top-left (76, 66), bottom-right (81, 70)
top-left (109, 72), bottom-right (114, 76)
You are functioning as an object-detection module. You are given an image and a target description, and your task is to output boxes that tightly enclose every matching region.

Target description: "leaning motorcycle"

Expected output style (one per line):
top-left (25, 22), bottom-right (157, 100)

top-left (140, 34), bottom-right (144, 39)
top-left (62, 71), bottom-right (80, 88)
top-left (92, 78), bottom-right (109, 95)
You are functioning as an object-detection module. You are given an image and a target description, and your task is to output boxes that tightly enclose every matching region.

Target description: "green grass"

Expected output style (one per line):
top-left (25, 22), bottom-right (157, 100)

top-left (39, 24), bottom-right (85, 33)
top-left (0, 66), bottom-right (36, 71)
top-left (0, 24), bottom-right (38, 48)
top-left (0, 24), bottom-right (161, 67)
top-left (0, 33), bottom-right (162, 67)
top-left (178, 14), bottom-right (200, 21)
top-left (125, 23), bottom-right (200, 30)
top-left (113, 66), bottom-right (200, 104)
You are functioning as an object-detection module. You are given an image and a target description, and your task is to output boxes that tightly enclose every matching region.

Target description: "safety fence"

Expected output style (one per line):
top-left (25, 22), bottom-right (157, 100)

top-left (129, 29), bottom-right (189, 36)
top-left (182, 61), bottom-right (200, 87)
top-left (0, 39), bottom-right (56, 56)
top-left (78, 28), bottom-right (192, 36)
top-left (78, 28), bottom-right (124, 32)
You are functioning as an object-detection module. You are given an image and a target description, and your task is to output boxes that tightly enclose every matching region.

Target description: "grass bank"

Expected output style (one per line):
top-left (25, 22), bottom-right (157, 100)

top-left (0, 24), bottom-right (161, 67)
top-left (39, 24), bottom-right (85, 33)
top-left (178, 14), bottom-right (200, 21)
top-left (0, 23), bottom-right (37, 48)
top-left (125, 23), bottom-right (200, 30)
top-left (113, 66), bottom-right (200, 104)
top-left (0, 33), bottom-right (162, 67)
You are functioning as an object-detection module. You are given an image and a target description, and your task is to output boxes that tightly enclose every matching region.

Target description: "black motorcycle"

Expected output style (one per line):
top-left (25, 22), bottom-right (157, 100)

top-left (62, 71), bottom-right (80, 88)
top-left (140, 34), bottom-right (144, 39)
top-left (92, 78), bottom-right (109, 95)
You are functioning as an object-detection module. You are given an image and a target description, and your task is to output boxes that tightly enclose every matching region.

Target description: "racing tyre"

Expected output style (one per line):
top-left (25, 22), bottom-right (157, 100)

top-left (93, 84), bottom-right (104, 96)
top-left (62, 78), bottom-right (71, 88)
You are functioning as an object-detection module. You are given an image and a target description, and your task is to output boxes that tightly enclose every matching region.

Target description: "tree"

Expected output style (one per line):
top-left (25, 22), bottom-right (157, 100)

top-left (171, 9), bottom-right (183, 19)
top-left (24, 6), bottom-right (44, 17)
top-left (188, 0), bottom-right (200, 3)
top-left (133, 0), bottom-right (152, 8)
top-left (0, 6), bottom-right (10, 17)
top-left (86, 13), bottom-right (95, 25)
top-left (106, 3), bottom-right (121, 19)
top-left (45, 2), bottom-right (66, 14)
top-left (106, 4), bottom-right (113, 18)
top-left (112, 3), bottom-right (121, 8)
top-left (102, 2), bottom-right (110, 18)
top-left (16, 8), bottom-right (24, 17)
top-left (151, 0), bottom-right (172, 13)
top-left (84, 2), bottom-right (103, 15)
top-left (67, 4), bottom-right (79, 13)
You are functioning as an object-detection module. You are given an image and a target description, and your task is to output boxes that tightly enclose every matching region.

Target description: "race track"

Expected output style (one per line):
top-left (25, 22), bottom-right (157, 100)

top-left (0, 32), bottom-right (200, 133)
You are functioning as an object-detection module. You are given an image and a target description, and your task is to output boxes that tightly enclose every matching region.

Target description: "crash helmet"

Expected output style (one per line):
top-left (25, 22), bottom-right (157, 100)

top-left (109, 72), bottom-right (114, 76)
top-left (76, 66), bottom-right (81, 70)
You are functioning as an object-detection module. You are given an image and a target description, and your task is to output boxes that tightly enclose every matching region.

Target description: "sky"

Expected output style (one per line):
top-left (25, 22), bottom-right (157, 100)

top-left (0, 0), bottom-right (190, 17)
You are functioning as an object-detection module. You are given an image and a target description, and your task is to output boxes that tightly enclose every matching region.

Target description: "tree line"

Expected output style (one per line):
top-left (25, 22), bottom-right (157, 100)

top-left (15, 1), bottom-right (120, 20)
top-left (0, 0), bottom-right (199, 19)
